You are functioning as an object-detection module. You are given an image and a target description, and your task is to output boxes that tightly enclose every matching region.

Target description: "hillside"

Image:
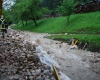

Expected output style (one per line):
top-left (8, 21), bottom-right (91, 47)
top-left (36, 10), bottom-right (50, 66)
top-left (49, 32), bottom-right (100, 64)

top-left (12, 11), bottom-right (100, 52)
top-left (12, 11), bottom-right (100, 34)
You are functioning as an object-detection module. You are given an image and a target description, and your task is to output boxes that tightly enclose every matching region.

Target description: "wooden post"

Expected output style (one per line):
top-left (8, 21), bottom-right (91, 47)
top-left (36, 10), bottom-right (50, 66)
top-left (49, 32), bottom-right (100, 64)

top-left (0, 0), bottom-right (2, 17)
top-left (52, 63), bottom-right (60, 80)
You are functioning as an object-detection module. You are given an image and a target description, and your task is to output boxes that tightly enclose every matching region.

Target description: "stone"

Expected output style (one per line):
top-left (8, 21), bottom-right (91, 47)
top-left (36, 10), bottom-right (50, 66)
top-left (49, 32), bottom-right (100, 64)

top-left (24, 71), bottom-right (31, 76)
top-left (35, 69), bottom-right (41, 76)
top-left (0, 41), bottom-right (3, 46)
top-left (0, 29), bottom-right (55, 80)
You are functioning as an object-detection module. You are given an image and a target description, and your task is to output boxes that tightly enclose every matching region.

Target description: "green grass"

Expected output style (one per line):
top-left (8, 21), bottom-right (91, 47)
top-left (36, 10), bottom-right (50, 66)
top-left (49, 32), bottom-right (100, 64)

top-left (47, 34), bottom-right (100, 45)
top-left (12, 11), bottom-right (100, 34)
top-left (47, 34), bottom-right (100, 52)
top-left (65, 12), bottom-right (100, 34)
top-left (12, 17), bottom-right (67, 33)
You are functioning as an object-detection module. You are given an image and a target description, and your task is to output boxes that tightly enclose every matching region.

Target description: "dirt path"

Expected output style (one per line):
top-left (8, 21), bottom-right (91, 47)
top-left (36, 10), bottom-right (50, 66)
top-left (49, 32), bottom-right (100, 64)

top-left (21, 31), bottom-right (100, 80)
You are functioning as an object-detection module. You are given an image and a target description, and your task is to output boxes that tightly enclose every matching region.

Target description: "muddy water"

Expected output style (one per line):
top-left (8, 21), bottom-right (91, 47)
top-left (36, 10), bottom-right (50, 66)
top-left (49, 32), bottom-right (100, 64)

top-left (21, 31), bottom-right (100, 80)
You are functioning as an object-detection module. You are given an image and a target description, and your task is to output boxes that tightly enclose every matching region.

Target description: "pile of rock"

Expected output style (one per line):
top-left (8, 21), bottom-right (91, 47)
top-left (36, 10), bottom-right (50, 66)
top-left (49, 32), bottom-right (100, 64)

top-left (0, 29), bottom-right (56, 80)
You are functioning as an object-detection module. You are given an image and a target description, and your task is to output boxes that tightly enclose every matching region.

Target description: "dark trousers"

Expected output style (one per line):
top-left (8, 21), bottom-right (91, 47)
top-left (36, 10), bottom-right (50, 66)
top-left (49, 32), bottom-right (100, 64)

top-left (1, 24), bottom-right (5, 28)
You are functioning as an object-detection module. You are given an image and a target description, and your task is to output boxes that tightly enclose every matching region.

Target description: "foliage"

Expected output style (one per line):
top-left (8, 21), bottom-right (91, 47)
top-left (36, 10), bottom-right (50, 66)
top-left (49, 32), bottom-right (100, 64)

top-left (57, 0), bottom-right (77, 25)
top-left (2, 9), bottom-right (12, 24)
top-left (62, 0), bottom-right (76, 16)
top-left (10, 0), bottom-right (41, 26)
top-left (11, 4), bottom-right (21, 24)
top-left (57, 0), bottom-right (92, 24)
top-left (41, 0), bottom-right (62, 10)
top-left (41, 7), bottom-right (51, 15)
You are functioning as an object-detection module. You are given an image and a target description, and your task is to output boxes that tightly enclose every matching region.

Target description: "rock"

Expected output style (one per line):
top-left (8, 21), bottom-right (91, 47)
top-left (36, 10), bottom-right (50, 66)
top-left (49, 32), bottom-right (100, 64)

top-left (24, 71), bottom-right (32, 76)
top-left (70, 45), bottom-right (78, 49)
top-left (35, 69), bottom-right (41, 76)
top-left (0, 29), bottom-right (56, 80)
top-left (29, 76), bottom-right (33, 80)
top-left (0, 54), bottom-right (5, 59)
top-left (0, 41), bottom-right (3, 46)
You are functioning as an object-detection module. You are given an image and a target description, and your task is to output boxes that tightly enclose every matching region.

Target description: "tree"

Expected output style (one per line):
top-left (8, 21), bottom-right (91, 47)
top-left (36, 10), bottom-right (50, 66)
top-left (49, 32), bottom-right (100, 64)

top-left (2, 0), bottom-right (15, 24)
top-left (20, 9), bottom-right (30, 26)
top-left (58, 0), bottom-right (77, 25)
top-left (41, 7), bottom-right (50, 14)
top-left (41, 0), bottom-right (62, 10)
top-left (10, 0), bottom-right (41, 26)
top-left (11, 2), bottom-right (21, 24)
top-left (28, 0), bottom-right (41, 26)
top-left (57, 0), bottom-right (91, 25)
top-left (2, 9), bottom-right (12, 25)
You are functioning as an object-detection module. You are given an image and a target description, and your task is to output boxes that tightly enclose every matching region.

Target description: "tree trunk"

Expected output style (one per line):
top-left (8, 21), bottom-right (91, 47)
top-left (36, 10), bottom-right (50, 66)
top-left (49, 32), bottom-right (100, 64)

top-left (22, 20), bottom-right (24, 26)
top-left (32, 17), bottom-right (37, 26)
top-left (30, 8), bottom-right (38, 26)
top-left (0, 0), bottom-right (2, 17)
top-left (67, 15), bottom-right (70, 26)
top-left (25, 21), bottom-right (27, 26)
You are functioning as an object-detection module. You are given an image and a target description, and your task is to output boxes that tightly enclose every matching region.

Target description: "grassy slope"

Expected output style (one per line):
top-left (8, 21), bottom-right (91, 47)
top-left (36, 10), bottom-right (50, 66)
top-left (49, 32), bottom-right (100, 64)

top-left (13, 17), bottom-right (67, 33)
top-left (13, 11), bottom-right (100, 34)
top-left (12, 11), bottom-right (100, 52)
top-left (64, 12), bottom-right (100, 34)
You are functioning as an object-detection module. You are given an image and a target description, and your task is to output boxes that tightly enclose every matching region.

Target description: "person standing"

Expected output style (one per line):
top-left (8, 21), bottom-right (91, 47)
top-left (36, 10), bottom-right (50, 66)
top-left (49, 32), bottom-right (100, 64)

top-left (0, 15), bottom-right (8, 38)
